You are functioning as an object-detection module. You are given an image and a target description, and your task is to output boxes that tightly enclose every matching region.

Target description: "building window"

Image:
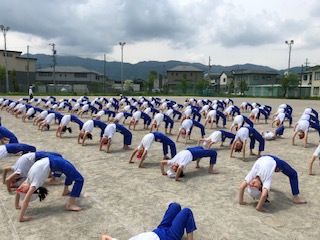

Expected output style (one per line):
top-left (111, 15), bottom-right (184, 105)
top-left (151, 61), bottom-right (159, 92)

top-left (303, 75), bottom-right (307, 80)
top-left (315, 72), bottom-right (320, 80)
top-left (183, 74), bottom-right (187, 79)
top-left (39, 72), bottom-right (52, 77)
top-left (313, 87), bottom-right (319, 95)
top-left (253, 75), bottom-right (259, 80)
top-left (75, 73), bottom-right (87, 78)
top-left (223, 78), bottom-right (226, 83)
top-left (190, 73), bottom-right (193, 76)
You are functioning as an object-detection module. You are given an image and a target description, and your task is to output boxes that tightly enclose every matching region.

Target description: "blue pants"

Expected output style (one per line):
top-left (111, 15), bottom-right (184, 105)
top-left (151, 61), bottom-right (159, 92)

top-left (192, 110), bottom-right (201, 122)
top-left (141, 113), bottom-right (152, 126)
top-left (243, 116), bottom-right (254, 127)
top-left (216, 110), bottom-right (227, 126)
top-left (187, 146), bottom-right (217, 165)
top-left (173, 110), bottom-right (182, 120)
top-left (276, 126), bottom-right (285, 136)
top-left (153, 202), bottom-right (197, 240)
top-left (164, 117), bottom-right (174, 130)
top-left (310, 121), bottom-right (320, 136)
top-left (116, 124), bottom-right (132, 145)
top-left (220, 130), bottom-right (236, 145)
top-left (257, 109), bottom-right (269, 121)
top-left (246, 127), bottom-right (265, 151)
top-left (49, 157), bottom-right (84, 198)
top-left (265, 155), bottom-right (300, 195)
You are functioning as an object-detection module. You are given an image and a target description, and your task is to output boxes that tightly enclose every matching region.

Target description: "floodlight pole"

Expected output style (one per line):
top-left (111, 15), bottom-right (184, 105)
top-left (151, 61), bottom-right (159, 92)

top-left (1, 25), bottom-right (10, 92)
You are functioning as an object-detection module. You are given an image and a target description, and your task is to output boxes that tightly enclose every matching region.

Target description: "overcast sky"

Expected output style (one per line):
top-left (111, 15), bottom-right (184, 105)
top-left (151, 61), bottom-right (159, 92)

top-left (1, 0), bottom-right (319, 70)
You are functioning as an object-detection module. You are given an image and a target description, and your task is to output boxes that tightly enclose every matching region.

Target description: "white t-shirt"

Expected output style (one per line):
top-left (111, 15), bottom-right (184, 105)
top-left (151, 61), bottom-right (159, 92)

top-left (262, 131), bottom-right (274, 140)
top-left (82, 120), bottom-right (94, 132)
top-left (60, 115), bottom-right (71, 126)
top-left (39, 110), bottom-right (48, 119)
top-left (132, 111), bottom-right (141, 121)
top-left (138, 133), bottom-right (155, 151)
top-left (304, 108), bottom-right (312, 114)
top-left (224, 106), bottom-right (233, 114)
top-left (184, 108), bottom-right (192, 117)
top-left (232, 115), bottom-right (244, 127)
top-left (26, 108), bottom-right (35, 116)
top-left (244, 156), bottom-right (277, 191)
top-left (312, 143), bottom-right (320, 157)
top-left (275, 112), bottom-right (285, 122)
top-left (27, 157), bottom-right (51, 189)
top-left (234, 127), bottom-right (249, 142)
top-left (44, 113), bottom-right (55, 124)
top-left (115, 112), bottom-right (124, 121)
top-left (250, 108), bottom-right (259, 117)
top-left (144, 107), bottom-right (151, 115)
top-left (167, 150), bottom-right (193, 169)
top-left (295, 120), bottom-right (309, 133)
top-left (299, 113), bottom-right (310, 121)
top-left (166, 109), bottom-right (174, 118)
top-left (103, 123), bottom-right (116, 139)
top-left (13, 153), bottom-right (36, 177)
top-left (154, 113), bottom-right (164, 126)
top-left (207, 110), bottom-right (216, 120)
top-left (179, 119), bottom-right (193, 134)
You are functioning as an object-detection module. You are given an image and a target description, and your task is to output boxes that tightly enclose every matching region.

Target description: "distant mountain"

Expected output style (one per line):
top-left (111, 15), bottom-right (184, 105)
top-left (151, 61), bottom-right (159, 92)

top-left (23, 54), bottom-right (301, 81)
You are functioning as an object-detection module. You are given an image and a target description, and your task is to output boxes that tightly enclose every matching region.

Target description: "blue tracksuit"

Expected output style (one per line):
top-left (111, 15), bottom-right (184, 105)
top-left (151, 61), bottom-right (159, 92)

top-left (5, 143), bottom-right (36, 154)
top-left (163, 114), bottom-right (174, 130)
top-left (48, 156), bottom-right (84, 198)
top-left (153, 132), bottom-right (177, 158)
top-left (219, 130), bottom-right (236, 145)
top-left (152, 202), bottom-right (197, 240)
top-left (115, 123), bottom-right (132, 145)
top-left (141, 112), bottom-right (152, 127)
top-left (190, 120), bottom-right (205, 137)
top-left (244, 126), bottom-right (265, 151)
top-left (187, 146), bottom-right (217, 165)
top-left (0, 126), bottom-right (18, 143)
top-left (263, 154), bottom-right (300, 195)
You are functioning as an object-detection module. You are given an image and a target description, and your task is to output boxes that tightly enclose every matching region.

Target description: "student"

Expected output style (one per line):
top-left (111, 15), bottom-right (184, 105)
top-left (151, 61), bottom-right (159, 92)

top-left (101, 202), bottom-right (197, 240)
top-left (261, 126), bottom-right (285, 140)
top-left (100, 123), bottom-right (116, 153)
top-left (197, 130), bottom-right (235, 149)
top-left (230, 126), bottom-right (265, 161)
top-left (0, 143), bottom-right (36, 160)
top-left (309, 143), bottom-right (320, 175)
top-left (28, 86), bottom-right (34, 100)
top-left (3, 151), bottom-right (62, 192)
top-left (230, 115), bottom-right (254, 132)
top-left (176, 119), bottom-right (205, 143)
top-left (56, 114), bottom-right (83, 138)
top-left (292, 119), bottom-right (309, 148)
top-left (239, 155), bottom-right (306, 212)
top-left (128, 110), bottom-right (142, 130)
top-left (78, 119), bottom-right (94, 146)
top-left (160, 146), bottom-right (218, 181)
top-left (115, 122), bottom-right (133, 150)
top-left (129, 132), bottom-right (177, 168)
top-left (16, 155), bottom-right (84, 222)
top-left (0, 126), bottom-right (19, 143)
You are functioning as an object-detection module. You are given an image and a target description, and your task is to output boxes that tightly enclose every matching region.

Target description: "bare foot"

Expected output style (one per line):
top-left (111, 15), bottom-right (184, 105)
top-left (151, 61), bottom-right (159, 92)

top-left (65, 204), bottom-right (82, 211)
top-left (309, 173), bottom-right (315, 176)
top-left (129, 161), bottom-right (134, 164)
top-left (123, 146), bottom-right (133, 150)
top-left (62, 190), bottom-right (71, 196)
top-left (208, 170), bottom-right (219, 174)
top-left (20, 216), bottom-right (33, 222)
top-left (293, 196), bottom-right (307, 204)
top-left (49, 180), bottom-right (61, 185)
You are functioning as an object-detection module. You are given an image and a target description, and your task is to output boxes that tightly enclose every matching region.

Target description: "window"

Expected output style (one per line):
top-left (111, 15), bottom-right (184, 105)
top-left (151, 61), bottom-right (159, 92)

top-left (190, 73), bottom-right (193, 76)
top-left (183, 74), bottom-right (187, 79)
top-left (313, 87), bottom-right (319, 95)
top-left (39, 72), bottom-right (52, 77)
top-left (75, 73), bottom-right (87, 78)
top-left (315, 72), bottom-right (320, 80)
top-left (303, 75), bottom-right (307, 80)
top-left (223, 78), bottom-right (226, 83)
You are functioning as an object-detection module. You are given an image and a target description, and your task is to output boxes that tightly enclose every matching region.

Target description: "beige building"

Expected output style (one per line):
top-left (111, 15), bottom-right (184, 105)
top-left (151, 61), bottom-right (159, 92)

top-left (309, 65), bottom-right (320, 97)
top-left (0, 50), bottom-right (37, 92)
top-left (166, 65), bottom-right (204, 94)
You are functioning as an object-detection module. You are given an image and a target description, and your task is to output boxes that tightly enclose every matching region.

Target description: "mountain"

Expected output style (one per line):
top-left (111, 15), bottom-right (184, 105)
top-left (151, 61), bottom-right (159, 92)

top-left (23, 54), bottom-right (300, 81)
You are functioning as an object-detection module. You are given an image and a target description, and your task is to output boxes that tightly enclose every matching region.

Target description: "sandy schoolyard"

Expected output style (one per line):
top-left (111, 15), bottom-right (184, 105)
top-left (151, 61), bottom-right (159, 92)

top-left (0, 96), bottom-right (320, 240)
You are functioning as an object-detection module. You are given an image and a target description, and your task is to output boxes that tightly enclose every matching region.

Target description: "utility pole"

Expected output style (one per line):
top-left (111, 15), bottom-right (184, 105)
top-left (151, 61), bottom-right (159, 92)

top-left (0, 25), bottom-right (10, 92)
top-left (49, 43), bottom-right (56, 92)
top-left (285, 40), bottom-right (294, 76)
top-left (208, 56), bottom-right (211, 96)
top-left (27, 45), bottom-right (30, 88)
top-left (104, 53), bottom-right (106, 93)
top-left (119, 42), bottom-right (126, 94)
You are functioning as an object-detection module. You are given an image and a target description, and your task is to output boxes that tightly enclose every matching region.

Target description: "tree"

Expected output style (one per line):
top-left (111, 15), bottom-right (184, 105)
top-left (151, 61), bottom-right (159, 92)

top-left (178, 79), bottom-right (192, 94)
top-left (0, 66), bottom-right (5, 92)
top-left (195, 79), bottom-right (209, 94)
top-left (238, 80), bottom-right (248, 95)
top-left (229, 79), bottom-right (235, 94)
top-left (12, 69), bottom-right (19, 92)
top-left (145, 70), bottom-right (157, 93)
top-left (124, 79), bottom-right (134, 92)
top-left (280, 73), bottom-right (299, 97)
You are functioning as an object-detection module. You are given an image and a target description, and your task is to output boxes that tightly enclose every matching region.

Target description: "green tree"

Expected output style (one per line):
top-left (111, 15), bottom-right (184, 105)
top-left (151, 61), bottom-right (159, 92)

top-left (12, 69), bottom-right (19, 92)
top-left (238, 80), bottom-right (248, 95)
top-left (280, 73), bottom-right (299, 97)
top-left (195, 79), bottom-right (209, 94)
top-left (178, 79), bottom-right (192, 94)
top-left (229, 79), bottom-right (235, 94)
top-left (145, 71), bottom-right (157, 93)
top-left (124, 79), bottom-right (134, 92)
